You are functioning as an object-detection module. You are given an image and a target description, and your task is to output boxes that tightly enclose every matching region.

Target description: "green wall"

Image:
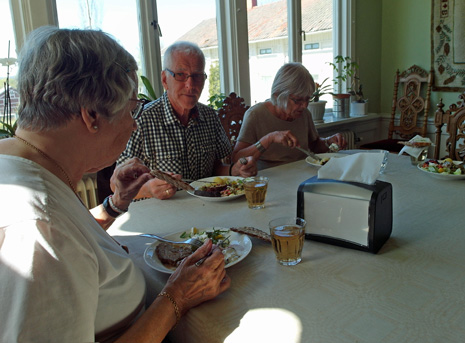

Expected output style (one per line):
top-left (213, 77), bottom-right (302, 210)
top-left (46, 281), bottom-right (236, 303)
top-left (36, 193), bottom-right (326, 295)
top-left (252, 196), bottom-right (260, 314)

top-left (355, 0), bottom-right (382, 113)
top-left (356, 0), bottom-right (459, 115)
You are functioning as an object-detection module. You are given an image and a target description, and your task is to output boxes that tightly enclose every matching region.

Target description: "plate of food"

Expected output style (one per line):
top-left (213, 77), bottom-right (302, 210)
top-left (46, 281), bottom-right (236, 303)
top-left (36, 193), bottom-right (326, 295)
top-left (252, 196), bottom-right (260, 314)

top-left (305, 153), bottom-right (343, 167)
top-left (143, 227), bottom-right (252, 274)
top-left (417, 158), bottom-right (465, 180)
top-left (187, 176), bottom-right (245, 201)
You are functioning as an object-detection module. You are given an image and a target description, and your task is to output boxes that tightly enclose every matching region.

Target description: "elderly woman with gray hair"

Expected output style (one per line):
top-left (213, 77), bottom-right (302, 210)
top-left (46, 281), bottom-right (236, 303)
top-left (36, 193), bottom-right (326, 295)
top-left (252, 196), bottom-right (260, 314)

top-left (232, 62), bottom-right (346, 170)
top-left (0, 27), bottom-right (230, 342)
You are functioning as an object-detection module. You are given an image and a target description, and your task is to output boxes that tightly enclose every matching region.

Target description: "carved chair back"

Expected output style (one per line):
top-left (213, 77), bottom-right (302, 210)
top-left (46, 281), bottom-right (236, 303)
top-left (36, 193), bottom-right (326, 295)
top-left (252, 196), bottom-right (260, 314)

top-left (217, 92), bottom-right (250, 164)
top-left (217, 92), bottom-right (249, 147)
top-left (389, 65), bottom-right (434, 140)
top-left (434, 92), bottom-right (465, 161)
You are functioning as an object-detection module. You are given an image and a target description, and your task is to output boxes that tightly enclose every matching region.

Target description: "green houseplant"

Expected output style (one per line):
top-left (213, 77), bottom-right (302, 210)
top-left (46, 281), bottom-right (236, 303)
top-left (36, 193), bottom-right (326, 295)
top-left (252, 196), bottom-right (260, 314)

top-left (207, 93), bottom-right (226, 110)
top-left (348, 70), bottom-right (368, 115)
top-left (327, 55), bottom-right (360, 118)
top-left (137, 75), bottom-right (157, 101)
top-left (0, 54), bottom-right (17, 138)
top-left (308, 77), bottom-right (332, 123)
top-left (0, 121), bottom-right (17, 138)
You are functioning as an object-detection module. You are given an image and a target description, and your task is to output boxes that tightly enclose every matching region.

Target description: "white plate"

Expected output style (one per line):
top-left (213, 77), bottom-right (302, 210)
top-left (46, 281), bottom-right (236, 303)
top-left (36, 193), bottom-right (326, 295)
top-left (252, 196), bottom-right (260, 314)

top-left (143, 228), bottom-right (252, 274)
top-left (187, 176), bottom-right (245, 202)
top-left (305, 153), bottom-right (344, 167)
top-left (417, 160), bottom-right (465, 180)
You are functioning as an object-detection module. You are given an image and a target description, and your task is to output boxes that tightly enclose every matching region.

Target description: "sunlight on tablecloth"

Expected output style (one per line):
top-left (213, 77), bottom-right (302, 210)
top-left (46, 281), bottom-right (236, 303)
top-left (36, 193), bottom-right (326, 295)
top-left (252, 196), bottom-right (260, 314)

top-left (225, 308), bottom-right (302, 343)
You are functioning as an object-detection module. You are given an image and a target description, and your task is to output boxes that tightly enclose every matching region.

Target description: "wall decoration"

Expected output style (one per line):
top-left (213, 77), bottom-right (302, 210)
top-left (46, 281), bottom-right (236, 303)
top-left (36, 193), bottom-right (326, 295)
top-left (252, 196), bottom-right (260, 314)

top-left (431, 0), bottom-right (465, 91)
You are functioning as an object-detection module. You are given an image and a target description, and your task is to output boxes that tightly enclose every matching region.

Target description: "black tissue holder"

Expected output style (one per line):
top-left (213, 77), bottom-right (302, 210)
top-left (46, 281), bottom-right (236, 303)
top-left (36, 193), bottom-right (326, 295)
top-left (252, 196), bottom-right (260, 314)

top-left (297, 176), bottom-right (392, 254)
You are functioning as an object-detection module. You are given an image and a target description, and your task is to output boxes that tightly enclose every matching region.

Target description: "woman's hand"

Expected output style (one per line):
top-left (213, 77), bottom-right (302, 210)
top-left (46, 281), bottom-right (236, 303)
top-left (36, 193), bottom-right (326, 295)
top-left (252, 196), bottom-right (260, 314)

top-left (231, 156), bottom-right (257, 177)
top-left (326, 133), bottom-right (347, 150)
top-left (266, 130), bottom-right (299, 148)
top-left (110, 158), bottom-right (153, 209)
top-left (162, 239), bottom-right (231, 316)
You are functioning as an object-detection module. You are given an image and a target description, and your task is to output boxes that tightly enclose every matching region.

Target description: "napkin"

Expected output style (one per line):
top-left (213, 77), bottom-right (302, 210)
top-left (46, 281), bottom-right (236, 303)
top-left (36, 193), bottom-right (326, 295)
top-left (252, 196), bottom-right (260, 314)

top-left (317, 152), bottom-right (386, 185)
top-left (398, 135), bottom-right (433, 159)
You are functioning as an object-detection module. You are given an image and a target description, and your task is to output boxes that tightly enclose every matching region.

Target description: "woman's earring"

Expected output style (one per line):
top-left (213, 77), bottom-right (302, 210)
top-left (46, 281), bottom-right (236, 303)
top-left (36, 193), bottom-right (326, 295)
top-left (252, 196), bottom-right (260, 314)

top-left (93, 125), bottom-right (98, 130)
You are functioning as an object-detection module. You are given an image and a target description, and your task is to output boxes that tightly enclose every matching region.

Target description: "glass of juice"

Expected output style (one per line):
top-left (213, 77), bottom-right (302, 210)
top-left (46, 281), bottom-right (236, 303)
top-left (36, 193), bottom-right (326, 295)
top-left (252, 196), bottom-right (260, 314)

top-left (243, 176), bottom-right (269, 209)
top-left (269, 217), bottom-right (306, 266)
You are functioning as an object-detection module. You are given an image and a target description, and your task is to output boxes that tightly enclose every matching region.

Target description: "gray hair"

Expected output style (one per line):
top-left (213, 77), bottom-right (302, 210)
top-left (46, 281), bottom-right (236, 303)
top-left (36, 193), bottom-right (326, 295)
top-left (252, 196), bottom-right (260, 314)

top-left (270, 62), bottom-right (315, 111)
top-left (17, 26), bottom-right (137, 131)
top-left (163, 41), bottom-right (205, 70)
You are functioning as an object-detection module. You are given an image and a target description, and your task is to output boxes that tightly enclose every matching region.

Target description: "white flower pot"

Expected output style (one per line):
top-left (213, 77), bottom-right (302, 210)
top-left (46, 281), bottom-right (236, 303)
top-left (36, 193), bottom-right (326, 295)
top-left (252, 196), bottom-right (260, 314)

top-left (350, 101), bottom-right (368, 116)
top-left (307, 101), bottom-right (327, 123)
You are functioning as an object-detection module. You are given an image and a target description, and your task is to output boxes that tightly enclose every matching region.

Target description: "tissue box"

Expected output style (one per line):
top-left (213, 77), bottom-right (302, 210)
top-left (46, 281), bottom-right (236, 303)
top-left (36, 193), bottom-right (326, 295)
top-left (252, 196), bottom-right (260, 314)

top-left (297, 176), bottom-right (392, 254)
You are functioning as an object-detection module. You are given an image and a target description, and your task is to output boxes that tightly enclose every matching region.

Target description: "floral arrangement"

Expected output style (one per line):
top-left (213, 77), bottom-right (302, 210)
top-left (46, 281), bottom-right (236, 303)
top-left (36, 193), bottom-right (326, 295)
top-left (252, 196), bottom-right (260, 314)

top-left (311, 77), bottom-right (332, 102)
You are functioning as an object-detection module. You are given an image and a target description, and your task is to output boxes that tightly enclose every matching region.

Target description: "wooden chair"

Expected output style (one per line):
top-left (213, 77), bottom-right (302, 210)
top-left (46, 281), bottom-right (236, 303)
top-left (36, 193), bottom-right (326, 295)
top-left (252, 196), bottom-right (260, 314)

top-left (434, 92), bottom-right (465, 161)
top-left (217, 92), bottom-right (250, 163)
top-left (360, 65), bottom-right (433, 153)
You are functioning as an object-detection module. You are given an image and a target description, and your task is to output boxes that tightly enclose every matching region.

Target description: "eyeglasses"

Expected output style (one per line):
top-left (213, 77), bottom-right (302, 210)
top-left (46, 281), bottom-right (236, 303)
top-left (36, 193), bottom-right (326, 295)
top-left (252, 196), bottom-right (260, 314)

top-left (289, 96), bottom-right (311, 106)
top-left (165, 68), bottom-right (207, 83)
top-left (130, 98), bottom-right (150, 120)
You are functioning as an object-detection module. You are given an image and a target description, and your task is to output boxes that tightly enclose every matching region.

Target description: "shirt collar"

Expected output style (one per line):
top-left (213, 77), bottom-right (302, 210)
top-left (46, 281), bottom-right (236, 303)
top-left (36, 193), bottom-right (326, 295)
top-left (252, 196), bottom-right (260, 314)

top-left (162, 92), bottom-right (204, 125)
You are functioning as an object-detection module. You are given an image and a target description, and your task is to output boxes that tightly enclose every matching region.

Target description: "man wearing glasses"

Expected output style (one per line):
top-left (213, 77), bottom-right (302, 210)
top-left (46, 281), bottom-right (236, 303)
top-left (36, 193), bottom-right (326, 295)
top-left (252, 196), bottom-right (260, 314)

top-left (116, 41), bottom-right (257, 200)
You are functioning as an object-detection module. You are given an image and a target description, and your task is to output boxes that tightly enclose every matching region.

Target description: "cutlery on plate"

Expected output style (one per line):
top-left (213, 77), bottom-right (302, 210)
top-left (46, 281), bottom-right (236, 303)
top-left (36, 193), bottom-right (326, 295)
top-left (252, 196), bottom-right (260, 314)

top-left (140, 234), bottom-right (203, 249)
top-left (181, 179), bottom-right (211, 183)
top-left (295, 146), bottom-right (322, 161)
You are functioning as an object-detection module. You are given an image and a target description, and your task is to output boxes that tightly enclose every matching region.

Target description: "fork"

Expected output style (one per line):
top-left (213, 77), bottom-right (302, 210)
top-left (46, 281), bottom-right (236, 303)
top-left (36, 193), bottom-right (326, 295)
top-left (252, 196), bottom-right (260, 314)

top-left (140, 233), bottom-right (203, 250)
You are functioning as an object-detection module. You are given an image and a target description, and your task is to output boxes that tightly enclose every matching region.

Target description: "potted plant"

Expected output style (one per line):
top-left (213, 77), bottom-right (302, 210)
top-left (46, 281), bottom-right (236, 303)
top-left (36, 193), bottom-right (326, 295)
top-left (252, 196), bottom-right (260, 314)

top-left (349, 75), bottom-right (368, 115)
top-left (138, 75), bottom-right (157, 101)
top-left (308, 77), bottom-right (331, 123)
top-left (208, 93), bottom-right (226, 110)
top-left (0, 54), bottom-right (17, 139)
top-left (327, 55), bottom-right (359, 118)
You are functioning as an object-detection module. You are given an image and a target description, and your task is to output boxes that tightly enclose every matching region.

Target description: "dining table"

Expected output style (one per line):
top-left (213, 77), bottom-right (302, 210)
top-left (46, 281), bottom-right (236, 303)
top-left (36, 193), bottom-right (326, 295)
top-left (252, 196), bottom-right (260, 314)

top-left (108, 151), bottom-right (465, 343)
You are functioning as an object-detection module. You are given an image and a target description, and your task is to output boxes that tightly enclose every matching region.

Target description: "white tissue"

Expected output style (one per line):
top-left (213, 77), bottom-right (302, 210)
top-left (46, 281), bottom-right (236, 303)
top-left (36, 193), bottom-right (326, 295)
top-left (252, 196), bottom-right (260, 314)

top-left (317, 152), bottom-right (386, 185)
top-left (398, 135), bottom-right (433, 158)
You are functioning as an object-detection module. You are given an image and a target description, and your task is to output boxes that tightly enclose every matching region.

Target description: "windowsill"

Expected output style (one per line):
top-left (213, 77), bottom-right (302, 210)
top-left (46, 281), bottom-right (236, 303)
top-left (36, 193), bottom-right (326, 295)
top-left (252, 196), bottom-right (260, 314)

top-left (315, 113), bottom-right (380, 128)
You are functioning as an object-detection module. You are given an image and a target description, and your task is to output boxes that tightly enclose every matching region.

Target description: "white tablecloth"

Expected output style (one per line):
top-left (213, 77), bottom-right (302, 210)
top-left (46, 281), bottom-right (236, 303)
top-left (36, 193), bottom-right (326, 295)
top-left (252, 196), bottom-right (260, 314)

top-left (108, 152), bottom-right (465, 343)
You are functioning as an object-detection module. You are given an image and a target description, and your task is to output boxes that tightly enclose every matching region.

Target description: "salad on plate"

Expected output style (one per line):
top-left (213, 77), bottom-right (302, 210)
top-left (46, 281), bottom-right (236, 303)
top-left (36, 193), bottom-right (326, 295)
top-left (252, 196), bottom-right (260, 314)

top-left (191, 177), bottom-right (245, 198)
top-left (419, 158), bottom-right (464, 175)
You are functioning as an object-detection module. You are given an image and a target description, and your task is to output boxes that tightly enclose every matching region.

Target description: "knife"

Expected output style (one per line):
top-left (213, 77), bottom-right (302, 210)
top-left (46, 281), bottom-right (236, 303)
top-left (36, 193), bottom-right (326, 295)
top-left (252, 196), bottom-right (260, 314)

top-left (295, 146), bottom-right (322, 161)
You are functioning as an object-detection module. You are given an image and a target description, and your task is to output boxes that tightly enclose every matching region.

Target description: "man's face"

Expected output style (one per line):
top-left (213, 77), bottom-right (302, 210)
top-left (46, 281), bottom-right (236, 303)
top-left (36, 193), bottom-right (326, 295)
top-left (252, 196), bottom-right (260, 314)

top-left (162, 51), bottom-right (206, 116)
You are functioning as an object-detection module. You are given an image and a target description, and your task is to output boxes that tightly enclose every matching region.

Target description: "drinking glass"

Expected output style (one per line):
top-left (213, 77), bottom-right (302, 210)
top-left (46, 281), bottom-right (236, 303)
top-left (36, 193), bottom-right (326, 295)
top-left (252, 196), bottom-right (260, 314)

top-left (244, 176), bottom-right (269, 209)
top-left (410, 148), bottom-right (428, 165)
top-left (269, 217), bottom-right (306, 266)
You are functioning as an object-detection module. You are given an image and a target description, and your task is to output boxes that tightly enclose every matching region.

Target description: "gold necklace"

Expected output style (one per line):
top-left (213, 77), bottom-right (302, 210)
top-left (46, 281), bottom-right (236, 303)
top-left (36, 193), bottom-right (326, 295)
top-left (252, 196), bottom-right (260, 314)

top-left (14, 135), bottom-right (78, 194)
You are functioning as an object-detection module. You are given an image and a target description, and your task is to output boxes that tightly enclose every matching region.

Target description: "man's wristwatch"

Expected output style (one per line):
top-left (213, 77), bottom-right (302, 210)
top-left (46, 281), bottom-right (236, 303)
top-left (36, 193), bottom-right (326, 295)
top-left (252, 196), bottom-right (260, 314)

top-left (103, 195), bottom-right (128, 218)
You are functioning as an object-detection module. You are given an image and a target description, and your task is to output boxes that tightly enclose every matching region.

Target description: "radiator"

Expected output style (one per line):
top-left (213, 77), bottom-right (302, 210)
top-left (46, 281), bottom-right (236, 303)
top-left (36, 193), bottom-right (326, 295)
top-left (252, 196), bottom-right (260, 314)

top-left (339, 130), bottom-right (357, 149)
top-left (76, 173), bottom-right (98, 209)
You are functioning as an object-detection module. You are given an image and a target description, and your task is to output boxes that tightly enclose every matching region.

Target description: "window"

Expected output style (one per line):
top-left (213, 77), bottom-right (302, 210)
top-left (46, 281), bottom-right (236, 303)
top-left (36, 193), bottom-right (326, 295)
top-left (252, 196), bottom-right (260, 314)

top-left (55, 0), bottom-right (143, 86)
top-left (304, 43), bottom-right (320, 50)
top-left (247, 0), bottom-right (288, 104)
top-left (156, 0), bottom-right (218, 104)
top-left (6, 0), bottom-right (353, 108)
top-left (0, 0), bottom-right (19, 125)
top-left (259, 48), bottom-right (273, 55)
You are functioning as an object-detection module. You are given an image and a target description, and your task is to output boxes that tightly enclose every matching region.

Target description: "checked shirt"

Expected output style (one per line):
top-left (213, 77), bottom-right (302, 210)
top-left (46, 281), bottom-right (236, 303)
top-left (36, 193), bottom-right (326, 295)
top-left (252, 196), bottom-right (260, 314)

top-left (117, 92), bottom-right (232, 181)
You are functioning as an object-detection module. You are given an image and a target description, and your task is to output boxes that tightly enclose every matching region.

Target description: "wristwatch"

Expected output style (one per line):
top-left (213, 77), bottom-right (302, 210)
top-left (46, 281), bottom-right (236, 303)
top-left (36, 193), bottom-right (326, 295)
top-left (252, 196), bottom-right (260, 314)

top-left (103, 195), bottom-right (128, 218)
